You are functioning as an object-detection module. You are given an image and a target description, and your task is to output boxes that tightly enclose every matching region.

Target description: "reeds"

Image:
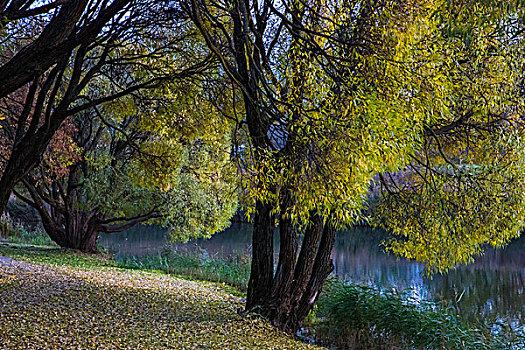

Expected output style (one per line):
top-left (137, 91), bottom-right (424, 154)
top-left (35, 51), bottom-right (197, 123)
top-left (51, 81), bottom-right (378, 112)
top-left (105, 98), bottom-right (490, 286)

top-left (309, 279), bottom-right (523, 349)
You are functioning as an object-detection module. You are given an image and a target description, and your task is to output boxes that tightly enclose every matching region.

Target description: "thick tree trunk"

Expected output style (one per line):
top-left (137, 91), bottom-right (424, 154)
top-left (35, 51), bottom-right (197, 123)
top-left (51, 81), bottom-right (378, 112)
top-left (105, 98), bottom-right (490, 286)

top-left (21, 178), bottom-right (100, 253)
top-left (246, 201), bottom-right (337, 334)
top-left (284, 222), bottom-right (336, 333)
top-left (0, 0), bottom-right (131, 214)
top-left (62, 227), bottom-right (99, 253)
top-left (268, 189), bottom-right (297, 323)
top-left (190, 0), bottom-right (337, 334)
top-left (246, 200), bottom-right (275, 312)
top-left (41, 207), bottom-right (100, 253)
top-left (46, 224), bottom-right (99, 253)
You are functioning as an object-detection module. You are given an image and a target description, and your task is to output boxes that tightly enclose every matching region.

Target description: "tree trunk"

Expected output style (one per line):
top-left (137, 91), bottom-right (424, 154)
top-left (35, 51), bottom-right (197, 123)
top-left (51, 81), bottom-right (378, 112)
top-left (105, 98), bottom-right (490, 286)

top-left (284, 222), bottom-right (336, 333)
top-left (246, 200), bottom-right (275, 312)
top-left (46, 224), bottom-right (99, 253)
top-left (41, 207), bottom-right (100, 253)
top-left (245, 197), bottom-right (338, 333)
top-left (0, 107), bottom-right (70, 213)
top-left (0, 145), bottom-right (41, 213)
top-left (188, 0), bottom-right (338, 334)
top-left (63, 227), bottom-right (99, 253)
top-left (21, 178), bottom-right (100, 253)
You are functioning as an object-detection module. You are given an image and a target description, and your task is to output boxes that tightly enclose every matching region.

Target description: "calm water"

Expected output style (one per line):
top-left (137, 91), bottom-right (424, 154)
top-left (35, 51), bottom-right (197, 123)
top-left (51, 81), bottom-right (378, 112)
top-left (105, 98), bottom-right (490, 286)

top-left (99, 223), bottom-right (525, 325)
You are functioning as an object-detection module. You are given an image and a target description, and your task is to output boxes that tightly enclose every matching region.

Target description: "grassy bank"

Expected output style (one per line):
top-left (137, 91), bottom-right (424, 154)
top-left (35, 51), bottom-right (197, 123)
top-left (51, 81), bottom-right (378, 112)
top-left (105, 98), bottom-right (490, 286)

top-left (2, 242), bottom-right (523, 349)
top-left (0, 245), bottom-right (319, 350)
top-left (108, 250), bottom-right (525, 349)
top-left (120, 250), bottom-right (250, 293)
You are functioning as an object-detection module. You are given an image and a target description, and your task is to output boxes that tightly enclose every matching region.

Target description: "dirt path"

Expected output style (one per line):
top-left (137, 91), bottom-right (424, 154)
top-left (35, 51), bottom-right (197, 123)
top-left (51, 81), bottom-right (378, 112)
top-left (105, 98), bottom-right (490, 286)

top-left (0, 254), bottom-right (321, 350)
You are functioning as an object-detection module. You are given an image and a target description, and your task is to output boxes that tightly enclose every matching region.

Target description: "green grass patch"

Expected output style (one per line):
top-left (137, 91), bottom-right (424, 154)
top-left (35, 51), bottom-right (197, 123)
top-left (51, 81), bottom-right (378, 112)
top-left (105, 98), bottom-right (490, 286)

top-left (0, 244), bottom-right (123, 269)
top-left (0, 245), bottom-right (247, 297)
top-left (120, 249), bottom-right (250, 293)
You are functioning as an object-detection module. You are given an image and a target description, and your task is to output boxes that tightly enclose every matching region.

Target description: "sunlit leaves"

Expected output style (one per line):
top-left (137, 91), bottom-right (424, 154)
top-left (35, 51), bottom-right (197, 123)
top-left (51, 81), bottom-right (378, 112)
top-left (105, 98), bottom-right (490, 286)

top-left (81, 66), bottom-right (239, 241)
top-left (241, 0), bottom-right (456, 230)
top-left (373, 0), bottom-right (525, 273)
top-left (234, 0), bottom-right (525, 274)
top-left (379, 128), bottom-right (525, 273)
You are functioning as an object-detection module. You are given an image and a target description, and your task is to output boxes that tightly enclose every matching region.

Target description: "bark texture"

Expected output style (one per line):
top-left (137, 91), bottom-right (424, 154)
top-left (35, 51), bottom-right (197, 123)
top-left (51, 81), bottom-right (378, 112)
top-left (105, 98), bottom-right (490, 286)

top-left (186, 0), bottom-right (340, 333)
top-left (246, 206), bottom-right (337, 333)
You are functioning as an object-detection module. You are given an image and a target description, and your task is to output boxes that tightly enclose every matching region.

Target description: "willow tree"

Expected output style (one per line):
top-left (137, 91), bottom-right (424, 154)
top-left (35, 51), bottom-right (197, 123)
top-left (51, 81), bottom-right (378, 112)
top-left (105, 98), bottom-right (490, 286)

top-left (183, 0), bottom-right (525, 333)
top-left (375, 2), bottom-right (525, 273)
top-left (13, 77), bottom-right (237, 252)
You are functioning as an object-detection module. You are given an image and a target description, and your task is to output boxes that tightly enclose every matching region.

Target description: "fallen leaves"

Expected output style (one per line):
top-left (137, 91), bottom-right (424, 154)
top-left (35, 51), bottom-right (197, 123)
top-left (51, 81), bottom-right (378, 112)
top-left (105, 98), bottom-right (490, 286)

top-left (0, 251), bottom-right (320, 349)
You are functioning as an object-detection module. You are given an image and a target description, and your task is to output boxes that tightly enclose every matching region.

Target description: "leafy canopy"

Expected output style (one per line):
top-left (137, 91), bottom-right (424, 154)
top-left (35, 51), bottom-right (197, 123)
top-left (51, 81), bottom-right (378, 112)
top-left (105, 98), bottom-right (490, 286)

top-left (228, 0), bottom-right (525, 272)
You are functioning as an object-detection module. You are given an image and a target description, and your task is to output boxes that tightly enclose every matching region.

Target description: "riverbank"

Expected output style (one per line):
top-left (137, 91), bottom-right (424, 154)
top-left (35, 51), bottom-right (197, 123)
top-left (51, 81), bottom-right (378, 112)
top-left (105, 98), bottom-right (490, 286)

top-left (3, 241), bottom-right (524, 349)
top-left (0, 244), bottom-right (320, 350)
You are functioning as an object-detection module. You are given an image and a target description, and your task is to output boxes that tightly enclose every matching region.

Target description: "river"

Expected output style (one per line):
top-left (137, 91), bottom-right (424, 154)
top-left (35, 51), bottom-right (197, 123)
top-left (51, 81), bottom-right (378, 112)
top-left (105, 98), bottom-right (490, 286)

top-left (99, 223), bottom-right (525, 327)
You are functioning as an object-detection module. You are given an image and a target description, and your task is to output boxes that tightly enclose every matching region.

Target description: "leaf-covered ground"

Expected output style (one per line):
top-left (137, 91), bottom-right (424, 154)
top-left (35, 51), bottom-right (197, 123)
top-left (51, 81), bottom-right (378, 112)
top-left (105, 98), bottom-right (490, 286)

top-left (0, 246), bottom-right (321, 349)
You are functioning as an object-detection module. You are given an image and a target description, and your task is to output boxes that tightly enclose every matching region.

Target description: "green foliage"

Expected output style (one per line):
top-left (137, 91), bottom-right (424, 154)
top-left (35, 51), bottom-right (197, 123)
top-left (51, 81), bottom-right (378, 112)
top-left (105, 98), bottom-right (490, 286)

top-left (73, 40), bottom-right (239, 241)
top-left (121, 249), bottom-right (250, 293)
top-left (3, 7), bottom-right (238, 248)
top-left (378, 131), bottom-right (525, 273)
top-left (373, 1), bottom-right (525, 273)
top-left (241, 2), bottom-right (431, 228)
top-left (189, 3), bottom-right (525, 318)
top-left (311, 279), bottom-right (512, 350)
top-left (81, 78), bottom-right (239, 241)
top-left (239, 0), bottom-right (520, 234)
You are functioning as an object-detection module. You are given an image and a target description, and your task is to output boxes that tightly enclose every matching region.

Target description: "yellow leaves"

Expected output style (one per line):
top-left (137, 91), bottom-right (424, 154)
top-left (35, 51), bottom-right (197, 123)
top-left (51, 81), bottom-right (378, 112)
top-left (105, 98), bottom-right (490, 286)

top-left (1, 248), bottom-right (320, 349)
top-left (376, 126), bottom-right (525, 274)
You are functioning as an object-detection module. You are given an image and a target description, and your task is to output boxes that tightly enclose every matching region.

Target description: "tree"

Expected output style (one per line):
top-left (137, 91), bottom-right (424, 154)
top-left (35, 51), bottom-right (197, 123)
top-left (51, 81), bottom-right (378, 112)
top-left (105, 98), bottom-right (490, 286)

top-left (183, 0), bottom-right (525, 333)
top-left (375, 1), bottom-right (525, 273)
top-left (0, 0), bottom-right (211, 213)
top-left (13, 81), bottom-right (237, 252)
top-left (2, 9), bottom-right (238, 252)
top-left (0, 0), bottom-right (129, 211)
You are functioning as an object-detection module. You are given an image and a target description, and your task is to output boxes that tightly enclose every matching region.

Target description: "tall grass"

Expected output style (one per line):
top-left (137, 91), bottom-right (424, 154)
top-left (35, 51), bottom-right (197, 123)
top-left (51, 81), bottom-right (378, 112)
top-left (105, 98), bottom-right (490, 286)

top-left (0, 214), bottom-right (54, 246)
top-left (120, 249), bottom-right (251, 292)
top-left (309, 279), bottom-right (521, 350)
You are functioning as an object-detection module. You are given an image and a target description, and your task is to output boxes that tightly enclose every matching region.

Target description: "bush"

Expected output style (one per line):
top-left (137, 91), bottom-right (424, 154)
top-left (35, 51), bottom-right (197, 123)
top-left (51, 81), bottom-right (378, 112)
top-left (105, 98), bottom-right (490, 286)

top-left (0, 214), bottom-right (54, 246)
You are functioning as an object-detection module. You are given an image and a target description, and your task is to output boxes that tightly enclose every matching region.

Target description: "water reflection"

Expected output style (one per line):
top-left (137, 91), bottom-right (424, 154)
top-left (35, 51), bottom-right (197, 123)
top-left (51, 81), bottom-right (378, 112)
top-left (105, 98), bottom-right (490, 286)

top-left (99, 224), bottom-right (525, 324)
